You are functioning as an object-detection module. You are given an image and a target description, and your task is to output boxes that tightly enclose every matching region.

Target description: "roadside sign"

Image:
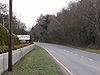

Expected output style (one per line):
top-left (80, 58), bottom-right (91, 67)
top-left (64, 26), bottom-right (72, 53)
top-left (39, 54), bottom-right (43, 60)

top-left (17, 35), bottom-right (30, 40)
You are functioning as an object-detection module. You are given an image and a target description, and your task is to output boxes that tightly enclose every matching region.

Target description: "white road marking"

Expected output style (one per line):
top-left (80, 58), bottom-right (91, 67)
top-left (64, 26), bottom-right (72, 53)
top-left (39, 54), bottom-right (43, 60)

top-left (81, 56), bottom-right (84, 58)
top-left (69, 52), bottom-right (73, 54)
top-left (67, 51), bottom-right (69, 52)
top-left (45, 48), bottom-right (74, 75)
top-left (74, 54), bottom-right (78, 55)
top-left (80, 55), bottom-right (95, 62)
top-left (64, 50), bottom-right (95, 63)
top-left (88, 58), bottom-right (94, 61)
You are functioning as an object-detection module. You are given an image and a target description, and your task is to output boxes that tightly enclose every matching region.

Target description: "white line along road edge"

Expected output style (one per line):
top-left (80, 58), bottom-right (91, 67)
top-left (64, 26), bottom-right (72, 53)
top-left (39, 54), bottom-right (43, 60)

top-left (44, 48), bottom-right (74, 75)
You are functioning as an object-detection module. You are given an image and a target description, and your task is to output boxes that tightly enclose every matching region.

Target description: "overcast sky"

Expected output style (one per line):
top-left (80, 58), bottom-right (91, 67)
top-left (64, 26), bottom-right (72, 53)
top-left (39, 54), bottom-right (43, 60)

top-left (0, 0), bottom-right (76, 29)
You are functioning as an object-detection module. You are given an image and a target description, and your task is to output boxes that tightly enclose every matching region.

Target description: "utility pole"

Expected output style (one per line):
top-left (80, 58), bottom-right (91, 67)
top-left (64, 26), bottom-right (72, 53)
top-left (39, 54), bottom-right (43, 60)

top-left (8, 0), bottom-right (12, 71)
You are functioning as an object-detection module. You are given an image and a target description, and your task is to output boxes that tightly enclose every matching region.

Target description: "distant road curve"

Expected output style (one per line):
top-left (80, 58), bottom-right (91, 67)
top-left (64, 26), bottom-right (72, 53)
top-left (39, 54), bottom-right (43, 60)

top-left (35, 42), bottom-right (100, 75)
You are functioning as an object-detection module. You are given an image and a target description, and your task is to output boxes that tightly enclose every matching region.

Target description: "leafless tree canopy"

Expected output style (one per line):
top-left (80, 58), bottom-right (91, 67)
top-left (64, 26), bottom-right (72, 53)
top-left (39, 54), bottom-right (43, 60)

top-left (30, 0), bottom-right (100, 48)
top-left (0, 3), bottom-right (28, 35)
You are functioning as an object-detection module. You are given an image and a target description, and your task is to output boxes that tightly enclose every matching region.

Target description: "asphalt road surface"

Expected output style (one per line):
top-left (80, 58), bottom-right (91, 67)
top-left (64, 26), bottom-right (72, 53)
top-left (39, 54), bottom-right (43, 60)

top-left (35, 42), bottom-right (100, 75)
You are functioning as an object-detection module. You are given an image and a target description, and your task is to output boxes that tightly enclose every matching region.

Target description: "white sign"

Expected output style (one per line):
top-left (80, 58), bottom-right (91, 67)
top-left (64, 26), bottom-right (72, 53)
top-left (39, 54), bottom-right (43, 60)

top-left (17, 35), bottom-right (30, 40)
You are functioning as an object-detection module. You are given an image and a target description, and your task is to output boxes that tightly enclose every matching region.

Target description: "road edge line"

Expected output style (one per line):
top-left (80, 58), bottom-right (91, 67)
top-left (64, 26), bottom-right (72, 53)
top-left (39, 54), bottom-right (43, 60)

top-left (45, 48), bottom-right (74, 75)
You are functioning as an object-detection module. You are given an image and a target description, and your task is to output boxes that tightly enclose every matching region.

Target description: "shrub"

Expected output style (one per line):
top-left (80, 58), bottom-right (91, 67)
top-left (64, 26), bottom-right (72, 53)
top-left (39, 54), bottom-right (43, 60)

top-left (13, 34), bottom-right (19, 45)
top-left (0, 43), bottom-right (31, 54)
top-left (0, 24), bottom-right (8, 46)
top-left (0, 46), bottom-right (8, 53)
top-left (0, 24), bottom-right (20, 46)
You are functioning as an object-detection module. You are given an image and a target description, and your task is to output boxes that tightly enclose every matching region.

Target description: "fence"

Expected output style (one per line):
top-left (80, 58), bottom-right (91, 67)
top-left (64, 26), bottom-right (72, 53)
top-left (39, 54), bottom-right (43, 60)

top-left (0, 44), bottom-right (35, 74)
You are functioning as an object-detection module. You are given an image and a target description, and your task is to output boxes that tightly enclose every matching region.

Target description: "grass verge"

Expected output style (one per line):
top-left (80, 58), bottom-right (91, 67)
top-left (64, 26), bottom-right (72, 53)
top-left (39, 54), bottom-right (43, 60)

top-left (69, 45), bottom-right (100, 54)
top-left (2, 46), bottom-right (62, 75)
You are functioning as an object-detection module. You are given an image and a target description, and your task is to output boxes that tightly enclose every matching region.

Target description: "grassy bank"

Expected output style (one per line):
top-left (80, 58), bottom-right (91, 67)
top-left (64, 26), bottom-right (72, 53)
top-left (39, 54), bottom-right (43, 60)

top-left (2, 47), bottom-right (62, 75)
top-left (69, 45), bottom-right (100, 54)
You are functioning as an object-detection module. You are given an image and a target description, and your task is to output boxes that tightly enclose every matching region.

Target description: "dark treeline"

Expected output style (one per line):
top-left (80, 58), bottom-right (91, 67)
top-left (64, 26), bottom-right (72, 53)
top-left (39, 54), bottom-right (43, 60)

top-left (0, 3), bottom-right (28, 35)
top-left (31, 0), bottom-right (100, 48)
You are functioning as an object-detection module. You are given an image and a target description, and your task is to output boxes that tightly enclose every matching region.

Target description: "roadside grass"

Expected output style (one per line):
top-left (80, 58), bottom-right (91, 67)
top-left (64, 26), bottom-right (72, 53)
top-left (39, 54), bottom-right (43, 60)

top-left (2, 46), bottom-right (62, 75)
top-left (69, 45), bottom-right (100, 54)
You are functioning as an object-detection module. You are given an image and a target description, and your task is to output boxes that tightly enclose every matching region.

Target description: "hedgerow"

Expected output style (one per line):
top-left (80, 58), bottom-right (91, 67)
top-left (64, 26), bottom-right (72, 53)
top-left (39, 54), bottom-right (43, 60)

top-left (13, 34), bottom-right (19, 45)
top-left (0, 24), bottom-right (32, 54)
top-left (0, 24), bottom-right (8, 46)
top-left (0, 24), bottom-right (20, 46)
top-left (0, 43), bottom-right (31, 54)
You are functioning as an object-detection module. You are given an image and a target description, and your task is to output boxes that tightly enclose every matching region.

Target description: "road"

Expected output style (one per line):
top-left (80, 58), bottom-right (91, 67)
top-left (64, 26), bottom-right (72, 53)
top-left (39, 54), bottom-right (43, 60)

top-left (35, 42), bottom-right (100, 75)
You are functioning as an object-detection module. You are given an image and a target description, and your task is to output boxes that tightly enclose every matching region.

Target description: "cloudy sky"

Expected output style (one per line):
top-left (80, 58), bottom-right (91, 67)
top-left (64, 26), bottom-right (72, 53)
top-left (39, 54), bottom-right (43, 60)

top-left (0, 0), bottom-right (76, 29)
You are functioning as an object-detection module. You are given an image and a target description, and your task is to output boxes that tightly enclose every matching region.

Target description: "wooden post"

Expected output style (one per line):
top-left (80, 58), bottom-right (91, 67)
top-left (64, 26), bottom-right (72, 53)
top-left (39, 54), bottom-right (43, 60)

top-left (8, 0), bottom-right (12, 71)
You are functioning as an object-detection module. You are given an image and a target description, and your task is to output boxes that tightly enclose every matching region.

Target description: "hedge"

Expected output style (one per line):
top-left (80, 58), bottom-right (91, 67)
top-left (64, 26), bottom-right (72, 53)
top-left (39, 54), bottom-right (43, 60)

top-left (0, 24), bottom-right (19, 46)
top-left (0, 24), bottom-right (8, 46)
top-left (0, 43), bottom-right (31, 54)
top-left (13, 34), bottom-right (19, 45)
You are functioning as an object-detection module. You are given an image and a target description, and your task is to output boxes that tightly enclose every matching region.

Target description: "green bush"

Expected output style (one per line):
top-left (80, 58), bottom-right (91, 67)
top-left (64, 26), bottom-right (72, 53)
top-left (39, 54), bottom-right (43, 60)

top-left (0, 43), bottom-right (31, 54)
top-left (0, 24), bottom-right (8, 46)
top-left (0, 46), bottom-right (8, 53)
top-left (0, 24), bottom-right (32, 54)
top-left (0, 24), bottom-right (20, 46)
top-left (13, 34), bottom-right (19, 45)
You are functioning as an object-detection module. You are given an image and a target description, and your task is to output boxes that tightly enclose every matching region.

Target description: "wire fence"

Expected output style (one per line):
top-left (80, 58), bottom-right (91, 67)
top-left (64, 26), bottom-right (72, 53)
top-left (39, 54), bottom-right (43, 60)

top-left (0, 44), bottom-right (35, 74)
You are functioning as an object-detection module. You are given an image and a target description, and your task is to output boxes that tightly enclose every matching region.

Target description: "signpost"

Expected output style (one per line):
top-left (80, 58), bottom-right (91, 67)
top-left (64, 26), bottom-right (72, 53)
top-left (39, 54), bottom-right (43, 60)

top-left (8, 0), bottom-right (12, 71)
top-left (17, 35), bottom-right (30, 40)
top-left (17, 35), bottom-right (30, 43)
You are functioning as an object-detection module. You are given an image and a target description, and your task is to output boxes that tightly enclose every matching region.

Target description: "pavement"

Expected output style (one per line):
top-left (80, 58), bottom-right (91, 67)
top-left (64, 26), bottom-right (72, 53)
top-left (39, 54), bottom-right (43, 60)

top-left (35, 42), bottom-right (100, 75)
